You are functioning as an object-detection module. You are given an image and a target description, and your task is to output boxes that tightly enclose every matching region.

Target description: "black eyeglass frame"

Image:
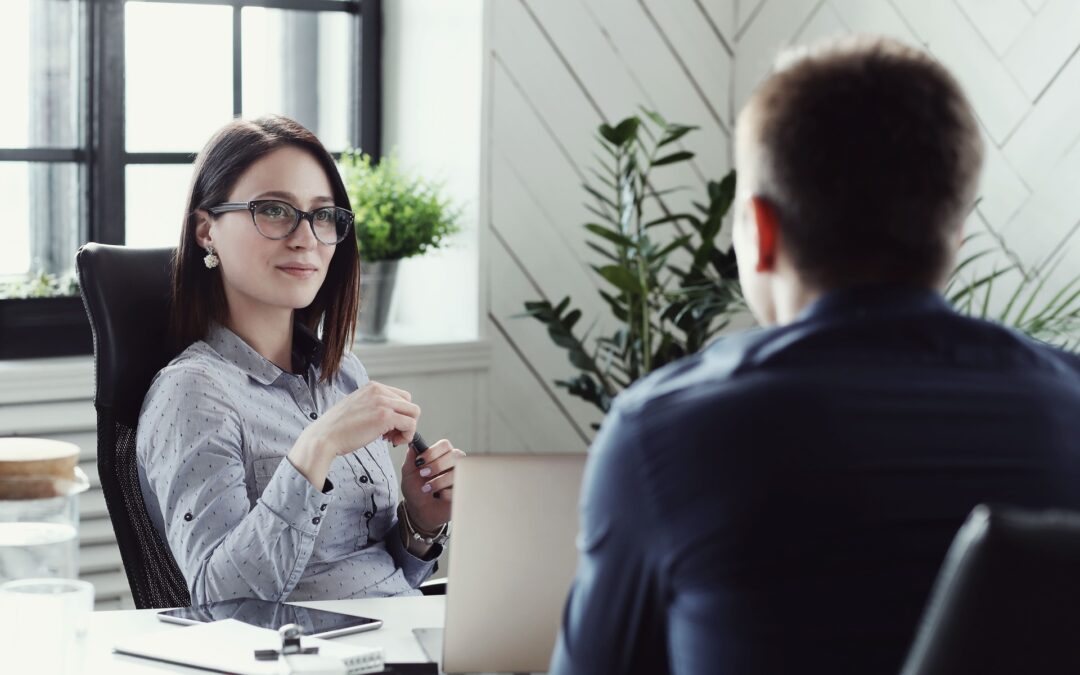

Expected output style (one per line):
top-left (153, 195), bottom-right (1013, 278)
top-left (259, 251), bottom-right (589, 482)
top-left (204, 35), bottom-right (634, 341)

top-left (208, 199), bottom-right (355, 245)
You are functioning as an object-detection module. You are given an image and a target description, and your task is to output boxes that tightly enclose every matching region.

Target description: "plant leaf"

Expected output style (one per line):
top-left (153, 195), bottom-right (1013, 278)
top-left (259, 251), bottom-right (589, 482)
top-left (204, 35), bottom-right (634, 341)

top-left (597, 265), bottom-right (644, 295)
top-left (585, 223), bottom-right (636, 248)
top-left (652, 151), bottom-right (695, 167)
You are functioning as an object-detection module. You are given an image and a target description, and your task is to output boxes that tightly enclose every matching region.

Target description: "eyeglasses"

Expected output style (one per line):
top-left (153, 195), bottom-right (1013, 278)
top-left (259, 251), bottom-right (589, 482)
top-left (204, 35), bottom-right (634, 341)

top-left (208, 199), bottom-right (354, 245)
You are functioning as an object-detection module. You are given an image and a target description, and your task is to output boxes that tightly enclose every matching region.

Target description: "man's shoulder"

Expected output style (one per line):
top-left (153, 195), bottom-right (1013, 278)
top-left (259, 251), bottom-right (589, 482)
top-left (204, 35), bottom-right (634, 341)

top-left (596, 330), bottom-right (792, 458)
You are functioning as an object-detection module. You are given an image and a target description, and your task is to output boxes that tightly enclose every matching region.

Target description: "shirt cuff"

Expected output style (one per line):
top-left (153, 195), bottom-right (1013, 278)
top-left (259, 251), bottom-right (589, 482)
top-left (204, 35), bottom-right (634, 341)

top-left (257, 457), bottom-right (335, 536)
top-left (387, 519), bottom-right (439, 587)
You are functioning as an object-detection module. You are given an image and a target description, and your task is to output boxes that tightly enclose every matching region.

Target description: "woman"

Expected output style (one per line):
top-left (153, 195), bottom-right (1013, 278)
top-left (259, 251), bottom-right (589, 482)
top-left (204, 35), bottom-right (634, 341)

top-left (137, 115), bottom-right (462, 604)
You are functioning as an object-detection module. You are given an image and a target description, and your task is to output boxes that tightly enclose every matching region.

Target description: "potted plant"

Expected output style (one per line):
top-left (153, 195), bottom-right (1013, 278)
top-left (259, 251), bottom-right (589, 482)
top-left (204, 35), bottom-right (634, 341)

top-left (947, 231), bottom-right (1080, 351)
top-left (521, 111), bottom-right (744, 425)
top-left (338, 151), bottom-right (460, 342)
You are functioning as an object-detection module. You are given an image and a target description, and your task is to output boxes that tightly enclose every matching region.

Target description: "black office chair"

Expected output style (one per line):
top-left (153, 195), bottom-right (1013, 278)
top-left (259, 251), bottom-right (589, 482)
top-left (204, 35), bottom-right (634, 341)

top-left (77, 243), bottom-right (191, 609)
top-left (901, 504), bottom-right (1080, 675)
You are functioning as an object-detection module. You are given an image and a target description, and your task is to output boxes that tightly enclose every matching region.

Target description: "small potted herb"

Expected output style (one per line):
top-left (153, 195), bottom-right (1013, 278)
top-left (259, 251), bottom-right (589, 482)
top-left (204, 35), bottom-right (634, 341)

top-left (339, 151), bottom-right (459, 341)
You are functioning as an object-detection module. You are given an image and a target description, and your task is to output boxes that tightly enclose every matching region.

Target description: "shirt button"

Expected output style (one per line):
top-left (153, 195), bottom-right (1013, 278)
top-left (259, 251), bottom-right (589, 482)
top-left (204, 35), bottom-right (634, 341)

top-left (364, 511), bottom-right (373, 519)
top-left (312, 516), bottom-right (321, 525)
top-left (183, 512), bottom-right (193, 522)
top-left (359, 476), bottom-right (369, 484)
top-left (309, 412), bottom-right (318, 420)
top-left (320, 503), bottom-right (327, 512)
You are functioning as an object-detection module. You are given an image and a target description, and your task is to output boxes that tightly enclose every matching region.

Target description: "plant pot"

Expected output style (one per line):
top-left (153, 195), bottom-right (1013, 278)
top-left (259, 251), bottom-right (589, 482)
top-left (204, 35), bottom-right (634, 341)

top-left (357, 259), bottom-right (400, 342)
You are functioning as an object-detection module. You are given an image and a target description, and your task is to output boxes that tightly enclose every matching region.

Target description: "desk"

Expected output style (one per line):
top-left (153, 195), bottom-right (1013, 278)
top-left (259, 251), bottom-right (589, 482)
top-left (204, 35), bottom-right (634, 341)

top-left (83, 596), bottom-right (444, 673)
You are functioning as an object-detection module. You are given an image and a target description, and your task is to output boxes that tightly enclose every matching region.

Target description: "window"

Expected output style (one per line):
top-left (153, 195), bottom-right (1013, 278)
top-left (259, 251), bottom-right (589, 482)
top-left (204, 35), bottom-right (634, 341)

top-left (0, 0), bottom-right (382, 358)
top-left (0, 0), bottom-right (85, 284)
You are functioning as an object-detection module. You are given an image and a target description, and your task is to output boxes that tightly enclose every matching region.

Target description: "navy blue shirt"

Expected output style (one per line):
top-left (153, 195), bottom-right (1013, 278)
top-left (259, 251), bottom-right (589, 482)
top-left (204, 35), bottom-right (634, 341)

top-left (550, 286), bottom-right (1080, 675)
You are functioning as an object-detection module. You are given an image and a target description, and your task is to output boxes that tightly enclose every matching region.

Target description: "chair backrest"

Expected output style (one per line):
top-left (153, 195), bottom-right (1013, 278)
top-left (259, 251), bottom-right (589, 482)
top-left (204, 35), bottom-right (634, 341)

top-left (76, 243), bottom-right (191, 609)
top-left (901, 505), bottom-right (1080, 675)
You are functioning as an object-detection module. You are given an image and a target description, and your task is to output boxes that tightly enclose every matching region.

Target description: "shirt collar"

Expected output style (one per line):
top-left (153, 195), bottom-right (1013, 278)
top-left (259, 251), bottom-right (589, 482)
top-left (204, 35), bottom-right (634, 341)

top-left (204, 321), bottom-right (325, 386)
top-left (794, 283), bottom-right (951, 324)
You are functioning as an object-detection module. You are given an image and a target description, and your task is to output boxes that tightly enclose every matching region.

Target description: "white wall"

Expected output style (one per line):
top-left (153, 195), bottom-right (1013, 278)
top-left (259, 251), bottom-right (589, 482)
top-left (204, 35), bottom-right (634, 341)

top-left (381, 0), bottom-right (484, 344)
top-left (481, 0), bottom-right (1080, 449)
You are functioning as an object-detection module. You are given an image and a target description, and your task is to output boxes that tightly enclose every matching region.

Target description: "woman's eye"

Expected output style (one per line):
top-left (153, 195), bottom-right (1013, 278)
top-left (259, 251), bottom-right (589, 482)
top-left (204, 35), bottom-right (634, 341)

top-left (314, 209), bottom-right (333, 221)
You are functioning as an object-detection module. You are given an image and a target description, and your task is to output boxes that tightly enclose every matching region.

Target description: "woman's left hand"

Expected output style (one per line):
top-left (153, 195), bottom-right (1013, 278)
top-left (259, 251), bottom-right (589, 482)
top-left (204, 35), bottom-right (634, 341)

top-left (400, 438), bottom-right (465, 532)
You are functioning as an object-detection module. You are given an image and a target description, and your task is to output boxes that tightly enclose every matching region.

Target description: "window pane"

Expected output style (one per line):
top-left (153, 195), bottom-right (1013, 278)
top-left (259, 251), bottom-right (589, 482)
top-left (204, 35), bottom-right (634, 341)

top-left (0, 162), bottom-right (80, 282)
top-left (0, 0), bottom-right (82, 149)
top-left (242, 8), bottom-right (352, 152)
top-left (125, 2), bottom-right (233, 152)
top-left (125, 164), bottom-right (195, 248)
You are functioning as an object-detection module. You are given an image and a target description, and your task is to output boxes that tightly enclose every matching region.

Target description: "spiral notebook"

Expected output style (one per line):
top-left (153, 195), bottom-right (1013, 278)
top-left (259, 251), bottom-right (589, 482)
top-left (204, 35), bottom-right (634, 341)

top-left (113, 618), bottom-right (385, 674)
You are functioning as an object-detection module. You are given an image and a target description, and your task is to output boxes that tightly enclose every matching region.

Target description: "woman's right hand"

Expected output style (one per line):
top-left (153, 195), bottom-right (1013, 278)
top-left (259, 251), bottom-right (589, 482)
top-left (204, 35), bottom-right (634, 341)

top-left (289, 381), bottom-right (419, 488)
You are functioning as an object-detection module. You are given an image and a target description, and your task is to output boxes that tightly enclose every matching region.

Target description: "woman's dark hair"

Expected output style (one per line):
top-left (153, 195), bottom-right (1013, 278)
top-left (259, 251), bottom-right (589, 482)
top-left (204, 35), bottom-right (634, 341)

top-left (171, 115), bottom-right (360, 382)
top-left (746, 36), bottom-right (984, 289)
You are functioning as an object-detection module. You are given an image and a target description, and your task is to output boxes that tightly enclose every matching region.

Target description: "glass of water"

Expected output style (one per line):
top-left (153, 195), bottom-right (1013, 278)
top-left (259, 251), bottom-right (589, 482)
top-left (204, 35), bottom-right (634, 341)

top-left (0, 578), bottom-right (94, 674)
top-left (0, 471), bottom-right (89, 583)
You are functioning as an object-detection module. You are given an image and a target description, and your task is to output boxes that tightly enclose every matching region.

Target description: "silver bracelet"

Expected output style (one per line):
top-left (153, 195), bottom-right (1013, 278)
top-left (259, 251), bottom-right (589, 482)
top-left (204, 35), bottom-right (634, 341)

top-left (399, 501), bottom-right (450, 546)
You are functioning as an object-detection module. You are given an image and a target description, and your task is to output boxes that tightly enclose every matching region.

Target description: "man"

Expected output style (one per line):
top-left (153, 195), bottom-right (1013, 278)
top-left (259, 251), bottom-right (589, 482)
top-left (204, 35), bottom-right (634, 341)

top-left (550, 36), bottom-right (1080, 675)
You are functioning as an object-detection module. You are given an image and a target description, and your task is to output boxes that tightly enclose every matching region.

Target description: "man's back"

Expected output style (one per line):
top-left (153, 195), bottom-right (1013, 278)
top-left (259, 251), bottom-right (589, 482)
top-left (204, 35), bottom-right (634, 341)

top-left (550, 287), bottom-right (1080, 674)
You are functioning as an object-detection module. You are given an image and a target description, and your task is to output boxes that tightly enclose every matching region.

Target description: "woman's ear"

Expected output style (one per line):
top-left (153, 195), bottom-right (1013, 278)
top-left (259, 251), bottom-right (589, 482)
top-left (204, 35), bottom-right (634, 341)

top-left (193, 210), bottom-right (214, 249)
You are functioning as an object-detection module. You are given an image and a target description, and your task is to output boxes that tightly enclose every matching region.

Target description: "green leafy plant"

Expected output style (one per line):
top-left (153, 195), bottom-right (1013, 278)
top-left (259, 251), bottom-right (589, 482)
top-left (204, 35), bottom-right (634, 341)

top-left (338, 151), bottom-right (460, 261)
top-left (520, 112), bottom-right (743, 421)
top-left (948, 232), bottom-right (1080, 351)
top-left (0, 270), bottom-right (80, 300)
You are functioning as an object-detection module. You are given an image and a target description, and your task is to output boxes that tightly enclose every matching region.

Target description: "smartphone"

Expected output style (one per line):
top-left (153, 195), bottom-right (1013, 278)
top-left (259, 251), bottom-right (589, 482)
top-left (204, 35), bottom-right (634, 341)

top-left (157, 597), bottom-right (383, 639)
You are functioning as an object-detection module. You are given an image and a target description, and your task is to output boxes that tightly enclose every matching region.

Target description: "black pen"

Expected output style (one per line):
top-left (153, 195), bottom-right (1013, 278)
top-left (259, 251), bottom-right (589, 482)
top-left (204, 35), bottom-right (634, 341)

top-left (410, 432), bottom-right (429, 455)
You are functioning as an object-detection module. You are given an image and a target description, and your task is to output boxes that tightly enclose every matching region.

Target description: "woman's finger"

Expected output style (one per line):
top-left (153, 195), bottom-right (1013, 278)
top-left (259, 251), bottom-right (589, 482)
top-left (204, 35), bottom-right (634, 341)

top-left (433, 487), bottom-right (453, 502)
top-left (413, 448), bottom-right (465, 480)
top-left (403, 440), bottom-right (454, 477)
top-left (381, 395), bottom-right (420, 420)
top-left (421, 469), bottom-right (455, 497)
top-left (382, 411), bottom-right (418, 446)
top-left (373, 382), bottom-right (412, 402)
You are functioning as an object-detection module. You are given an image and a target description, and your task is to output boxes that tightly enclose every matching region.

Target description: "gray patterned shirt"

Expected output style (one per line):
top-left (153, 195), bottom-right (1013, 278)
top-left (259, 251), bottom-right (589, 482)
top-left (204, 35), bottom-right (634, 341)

top-left (136, 322), bottom-right (436, 605)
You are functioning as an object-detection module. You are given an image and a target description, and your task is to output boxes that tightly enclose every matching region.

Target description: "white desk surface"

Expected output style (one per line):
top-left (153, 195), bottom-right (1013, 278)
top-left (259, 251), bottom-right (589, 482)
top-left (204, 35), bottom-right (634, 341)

top-left (83, 595), bottom-right (445, 673)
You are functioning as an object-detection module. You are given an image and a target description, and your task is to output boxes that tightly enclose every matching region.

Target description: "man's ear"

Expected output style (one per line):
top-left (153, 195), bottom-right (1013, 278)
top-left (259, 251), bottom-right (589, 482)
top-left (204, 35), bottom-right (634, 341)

top-left (750, 195), bottom-right (780, 273)
top-left (193, 210), bottom-right (214, 250)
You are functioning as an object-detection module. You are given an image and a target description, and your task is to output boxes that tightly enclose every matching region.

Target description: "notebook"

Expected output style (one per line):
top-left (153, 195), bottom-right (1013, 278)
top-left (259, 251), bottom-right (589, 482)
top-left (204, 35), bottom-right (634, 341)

top-left (113, 618), bottom-right (384, 674)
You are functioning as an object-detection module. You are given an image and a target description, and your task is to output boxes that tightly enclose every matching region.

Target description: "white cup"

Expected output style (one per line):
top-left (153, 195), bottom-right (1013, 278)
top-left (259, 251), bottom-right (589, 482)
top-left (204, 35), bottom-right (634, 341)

top-left (0, 578), bottom-right (94, 674)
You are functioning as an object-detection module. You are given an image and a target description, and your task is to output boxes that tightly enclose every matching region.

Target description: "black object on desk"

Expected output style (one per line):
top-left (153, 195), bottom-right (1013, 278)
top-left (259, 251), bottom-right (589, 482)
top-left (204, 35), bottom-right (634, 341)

top-left (378, 664), bottom-right (440, 674)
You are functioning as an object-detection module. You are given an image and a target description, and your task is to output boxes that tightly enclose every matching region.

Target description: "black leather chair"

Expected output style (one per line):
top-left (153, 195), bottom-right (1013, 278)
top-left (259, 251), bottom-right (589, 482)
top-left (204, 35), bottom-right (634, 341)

top-left (76, 243), bottom-right (190, 609)
top-left (901, 505), bottom-right (1080, 675)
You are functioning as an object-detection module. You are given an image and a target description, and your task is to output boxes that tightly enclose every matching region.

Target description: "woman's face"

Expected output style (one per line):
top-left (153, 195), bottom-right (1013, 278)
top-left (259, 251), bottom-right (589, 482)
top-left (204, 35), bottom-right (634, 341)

top-left (196, 145), bottom-right (339, 322)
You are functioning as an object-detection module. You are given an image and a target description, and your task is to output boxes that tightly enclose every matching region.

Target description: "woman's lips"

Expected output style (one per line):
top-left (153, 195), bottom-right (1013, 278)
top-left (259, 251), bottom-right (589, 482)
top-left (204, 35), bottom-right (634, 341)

top-left (277, 266), bottom-right (317, 279)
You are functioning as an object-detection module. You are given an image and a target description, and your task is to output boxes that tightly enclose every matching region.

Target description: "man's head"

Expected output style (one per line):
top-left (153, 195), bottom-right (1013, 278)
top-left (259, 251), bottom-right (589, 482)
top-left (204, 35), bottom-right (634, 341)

top-left (733, 36), bottom-right (984, 325)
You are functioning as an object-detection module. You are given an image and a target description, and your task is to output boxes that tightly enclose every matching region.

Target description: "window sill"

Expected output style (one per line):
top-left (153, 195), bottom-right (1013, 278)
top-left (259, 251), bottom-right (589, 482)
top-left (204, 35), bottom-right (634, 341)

top-left (0, 339), bottom-right (490, 406)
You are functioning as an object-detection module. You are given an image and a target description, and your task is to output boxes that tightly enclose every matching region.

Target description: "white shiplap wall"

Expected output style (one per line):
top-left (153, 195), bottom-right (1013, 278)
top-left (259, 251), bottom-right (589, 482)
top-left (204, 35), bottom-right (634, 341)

top-left (483, 0), bottom-right (1080, 448)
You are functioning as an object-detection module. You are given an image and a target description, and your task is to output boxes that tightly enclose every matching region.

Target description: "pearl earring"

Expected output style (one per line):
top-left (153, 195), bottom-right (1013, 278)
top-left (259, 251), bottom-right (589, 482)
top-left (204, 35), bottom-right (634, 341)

top-left (203, 246), bottom-right (220, 269)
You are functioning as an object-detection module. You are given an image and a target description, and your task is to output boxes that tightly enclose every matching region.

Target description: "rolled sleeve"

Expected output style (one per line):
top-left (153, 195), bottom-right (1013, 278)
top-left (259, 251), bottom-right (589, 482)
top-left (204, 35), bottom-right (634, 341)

top-left (258, 457), bottom-right (336, 538)
top-left (385, 517), bottom-right (438, 588)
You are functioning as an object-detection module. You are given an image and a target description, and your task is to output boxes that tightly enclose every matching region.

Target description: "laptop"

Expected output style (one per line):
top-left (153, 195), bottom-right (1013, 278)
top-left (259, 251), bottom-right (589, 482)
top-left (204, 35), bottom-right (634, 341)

top-left (415, 453), bottom-right (587, 674)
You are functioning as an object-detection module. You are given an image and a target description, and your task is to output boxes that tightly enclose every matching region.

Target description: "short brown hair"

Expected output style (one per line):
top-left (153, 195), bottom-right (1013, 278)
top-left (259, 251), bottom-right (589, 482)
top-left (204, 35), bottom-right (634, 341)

top-left (743, 36), bottom-right (984, 288)
top-left (171, 115), bottom-right (360, 382)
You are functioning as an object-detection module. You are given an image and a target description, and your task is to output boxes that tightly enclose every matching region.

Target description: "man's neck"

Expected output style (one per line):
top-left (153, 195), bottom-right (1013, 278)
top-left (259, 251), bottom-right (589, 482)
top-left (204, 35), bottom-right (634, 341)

top-left (771, 275), bottom-right (823, 325)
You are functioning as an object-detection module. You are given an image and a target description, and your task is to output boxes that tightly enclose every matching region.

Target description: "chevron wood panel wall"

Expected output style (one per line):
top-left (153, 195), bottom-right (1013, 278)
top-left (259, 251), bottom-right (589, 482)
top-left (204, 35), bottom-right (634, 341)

top-left (483, 0), bottom-right (1080, 451)
top-left (735, 0), bottom-right (1080, 295)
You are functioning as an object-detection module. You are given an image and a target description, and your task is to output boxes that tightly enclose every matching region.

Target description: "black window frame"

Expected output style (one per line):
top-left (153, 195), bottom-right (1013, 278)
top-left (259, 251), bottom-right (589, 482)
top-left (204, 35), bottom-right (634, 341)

top-left (0, 0), bottom-right (382, 359)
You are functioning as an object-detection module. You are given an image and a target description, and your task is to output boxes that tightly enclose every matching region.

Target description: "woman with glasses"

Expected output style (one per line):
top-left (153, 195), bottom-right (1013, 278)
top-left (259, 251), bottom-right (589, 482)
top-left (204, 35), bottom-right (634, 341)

top-left (136, 116), bottom-right (460, 605)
